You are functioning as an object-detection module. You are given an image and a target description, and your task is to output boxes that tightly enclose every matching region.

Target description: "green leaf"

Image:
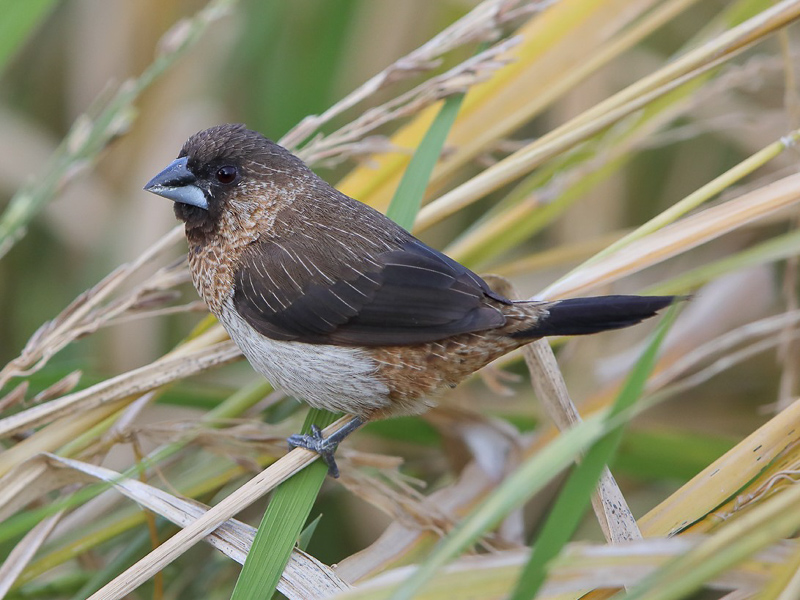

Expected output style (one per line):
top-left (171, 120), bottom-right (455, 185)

top-left (298, 513), bottom-right (323, 551)
top-left (0, 0), bottom-right (56, 77)
top-left (509, 303), bottom-right (680, 600)
top-left (230, 409), bottom-right (335, 600)
top-left (388, 305), bottom-right (680, 600)
top-left (389, 410), bottom-right (613, 600)
top-left (386, 93), bottom-right (465, 230)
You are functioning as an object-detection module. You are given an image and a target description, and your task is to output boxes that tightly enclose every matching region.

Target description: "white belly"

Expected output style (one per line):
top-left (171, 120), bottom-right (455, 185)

top-left (218, 297), bottom-right (391, 416)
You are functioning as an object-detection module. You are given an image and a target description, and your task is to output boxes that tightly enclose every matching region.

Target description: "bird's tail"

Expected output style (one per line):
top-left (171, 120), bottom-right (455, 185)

top-left (510, 295), bottom-right (678, 339)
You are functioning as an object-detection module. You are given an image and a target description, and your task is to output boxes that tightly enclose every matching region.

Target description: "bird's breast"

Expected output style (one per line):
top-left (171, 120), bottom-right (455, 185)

top-left (185, 218), bottom-right (259, 315)
top-left (216, 297), bottom-right (395, 418)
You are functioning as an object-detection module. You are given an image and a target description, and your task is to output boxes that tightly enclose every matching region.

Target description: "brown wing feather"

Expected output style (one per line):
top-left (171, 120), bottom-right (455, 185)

top-left (232, 232), bottom-right (509, 346)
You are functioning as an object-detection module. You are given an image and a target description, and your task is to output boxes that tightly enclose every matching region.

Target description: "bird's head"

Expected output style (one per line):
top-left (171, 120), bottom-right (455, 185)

top-left (144, 124), bottom-right (309, 233)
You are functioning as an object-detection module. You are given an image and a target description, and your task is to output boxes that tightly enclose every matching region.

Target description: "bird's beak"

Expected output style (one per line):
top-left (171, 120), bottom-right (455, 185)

top-left (143, 156), bottom-right (208, 210)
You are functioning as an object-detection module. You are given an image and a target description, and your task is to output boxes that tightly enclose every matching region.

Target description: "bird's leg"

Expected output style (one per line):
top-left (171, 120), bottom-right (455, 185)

top-left (287, 416), bottom-right (364, 478)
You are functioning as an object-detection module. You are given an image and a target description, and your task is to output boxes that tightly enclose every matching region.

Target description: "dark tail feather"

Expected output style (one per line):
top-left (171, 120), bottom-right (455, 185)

top-left (512, 295), bottom-right (679, 338)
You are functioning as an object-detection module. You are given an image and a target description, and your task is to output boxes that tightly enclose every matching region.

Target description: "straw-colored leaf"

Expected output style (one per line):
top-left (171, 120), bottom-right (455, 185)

top-left (87, 416), bottom-right (353, 600)
top-left (639, 397), bottom-right (800, 537)
top-left (542, 170), bottom-right (800, 299)
top-left (329, 536), bottom-right (790, 599)
top-left (39, 454), bottom-right (350, 599)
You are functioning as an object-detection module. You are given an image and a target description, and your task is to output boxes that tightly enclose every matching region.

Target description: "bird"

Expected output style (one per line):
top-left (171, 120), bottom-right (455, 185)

top-left (144, 124), bottom-right (676, 477)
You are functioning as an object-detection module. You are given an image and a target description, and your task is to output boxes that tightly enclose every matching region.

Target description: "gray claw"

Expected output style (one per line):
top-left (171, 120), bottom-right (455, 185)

top-left (286, 417), bottom-right (364, 479)
top-left (288, 427), bottom-right (341, 477)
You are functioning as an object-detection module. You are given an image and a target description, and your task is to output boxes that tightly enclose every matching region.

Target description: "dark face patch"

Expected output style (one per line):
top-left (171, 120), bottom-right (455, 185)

top-left (174, 202), bottom-right (216, 231)
top-left (171, 124), bottom-right (309, 233)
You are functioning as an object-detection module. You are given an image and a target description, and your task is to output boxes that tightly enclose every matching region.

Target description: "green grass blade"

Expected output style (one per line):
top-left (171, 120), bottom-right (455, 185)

top-left (386, 93), bottom-right (465, 230)
top-left (389, 410), bottom-right (615, 600)
top-left (297, 513), bottom-right (323, 551)
top-left (619, 473), bottom-right (800, 600)
top-left (509, 303), bottom-right (680, 600)
top-left (230, 408), bottom-right (335, 600)
top-left (388, 305), bottom-right (679, 600)
top-left (0, 0), bottom-right (56, 77)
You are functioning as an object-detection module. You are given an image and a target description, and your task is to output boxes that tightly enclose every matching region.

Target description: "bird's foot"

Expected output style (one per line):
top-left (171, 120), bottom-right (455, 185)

top-left (287, 417), bottom-right (363, 478)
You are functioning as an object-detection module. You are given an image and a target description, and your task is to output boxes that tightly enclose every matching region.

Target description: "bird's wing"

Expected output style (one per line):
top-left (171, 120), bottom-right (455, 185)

top-left (232, 235), bottom-right (508, 346)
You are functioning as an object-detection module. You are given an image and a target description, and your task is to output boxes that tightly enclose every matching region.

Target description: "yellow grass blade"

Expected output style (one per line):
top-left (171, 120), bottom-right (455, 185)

top-left (541, 170), bottom-right (800, 299)
top-left (337, 0), bottom-right (673, 210)
top-left (639, 398), bottom-right (800, 536)
top-left (414, 0), bottom-right (800, 232)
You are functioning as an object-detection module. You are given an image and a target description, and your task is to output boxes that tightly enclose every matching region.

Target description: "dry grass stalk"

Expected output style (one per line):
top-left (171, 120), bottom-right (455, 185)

top-left (281, 0), bottom-right (553, 151)
top-left (776, 29), bottom-right (800, 411)
top-left (640, 397), bottom-right (800, 536)
top-left (414, 0), bottom-right (800, 232)
top-left (323, 310), bottom-right (800, 584)
top-left (0, 335), bottom-right (238, 443)
top-left (335, 459), bottom-right (518, 582)
top-left (297, 37), bottom-right (521, 168)
top-left (426, 0), bottom-right (677, 183)
top-left (338, 467), bottom-right (459, 533)
top-left (0, 381), bottom-right (28, 412)
top-left (524, 340), bottom-right (641, 544)
top-left (4, 2), bottom-right (800, 599)
top-left (543, 170), bottom-right (800, 299)
top-left (337, 0), bottom-right (675, 209)
top-left (0, 0), bottom-right (235, 260)
top-left (684, 436), bottom-right (800, 542)
top-left (42, 454), bottom-right (350, 599)
top-left (632, 467), bottom-right (800, 598)
top-left (0, 225), bottom-right (186, 391)
top-left (86, 416), bottom-right (353, 600)
top-left (485, 275), bottom-right (641, 544)
top-left (0, 400), bottom-right (129, 480)
top-left (416, 52), bottom-right (736, 232)
top-left (0, 512), bottom-right (63, 597)
top-left (649, 310), bottom-right (800, 393)
top-left (330, 537), bottom-right (793, 599)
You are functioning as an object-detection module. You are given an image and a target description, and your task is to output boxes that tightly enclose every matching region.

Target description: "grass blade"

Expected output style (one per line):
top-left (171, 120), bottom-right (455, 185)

top-left (387, 411), bottom-right (612, 600)
top-left (0, 0), bottom-right (237, 260)
top-left (509, 304), bottom-right (680, 599)
top-left (621, 474), bottom-right (800, 600)
top-left (231, 409), bottom-right (335, 600)
top-left (386, 92), bottom-right (465, 230)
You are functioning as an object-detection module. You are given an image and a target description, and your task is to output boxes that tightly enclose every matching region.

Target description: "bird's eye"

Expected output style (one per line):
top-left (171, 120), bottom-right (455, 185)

top-left (215, 165), bottom-right (238, 184)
